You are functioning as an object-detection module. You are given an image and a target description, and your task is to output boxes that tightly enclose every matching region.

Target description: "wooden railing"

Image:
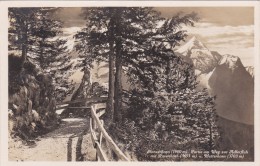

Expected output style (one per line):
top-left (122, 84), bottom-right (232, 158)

top-left (61, 97), bottom-right (107, 105)
top-left (90, 104), bottom-right (129, 161)
top-left (56, 98), bottom-right (129, 161)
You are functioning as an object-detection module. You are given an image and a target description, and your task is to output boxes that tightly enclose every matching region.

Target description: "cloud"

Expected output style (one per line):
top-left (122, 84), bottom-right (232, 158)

top-left (184, 22), bottom-right (254, 49)
top-left (182, 22), bottom-right (254, 66)
top-left (185, 23), bottom-right (253, 37)
top-left (212, 47), bottom-right (254, 67)
top-left (206, 35), bottom-right (253, 49)
top-left (156, 7), bottom-right (253, 26)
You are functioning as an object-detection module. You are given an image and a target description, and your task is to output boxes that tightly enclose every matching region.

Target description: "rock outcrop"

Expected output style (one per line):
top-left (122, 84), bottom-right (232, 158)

top-left (245, 66), bottom-right (254, 78)
top-left (8, 56), bottom-right (59, 140)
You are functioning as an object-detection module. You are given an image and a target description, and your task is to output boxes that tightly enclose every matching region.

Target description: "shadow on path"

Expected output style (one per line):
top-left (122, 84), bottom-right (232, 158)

top-left (9, 118), bottom-right (91, 161)
top-left (67, 135), bottom-right (73, 161)
top-left (60, 118), bottom-right (90, 161)
top-left (76, 129), bottom-right (88, 161)
top-left (66, 128), bottom-right (88, 161)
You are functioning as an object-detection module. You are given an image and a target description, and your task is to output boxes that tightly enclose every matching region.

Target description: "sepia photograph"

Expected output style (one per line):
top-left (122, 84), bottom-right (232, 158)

top-left (0, 1), bottom-right (259, 165)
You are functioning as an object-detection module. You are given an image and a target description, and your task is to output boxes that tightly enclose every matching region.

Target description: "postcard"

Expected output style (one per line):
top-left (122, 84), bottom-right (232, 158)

top-left (0, 1), bottom-right (259, 166)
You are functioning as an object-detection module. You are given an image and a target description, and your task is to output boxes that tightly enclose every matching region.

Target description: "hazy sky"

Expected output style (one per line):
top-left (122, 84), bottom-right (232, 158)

top-left (57, 7), bottom-right (254, 67)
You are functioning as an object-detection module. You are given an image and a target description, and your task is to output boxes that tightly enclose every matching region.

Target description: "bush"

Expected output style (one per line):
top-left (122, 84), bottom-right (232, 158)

top-left (118, 87), bottom-right (219, 161)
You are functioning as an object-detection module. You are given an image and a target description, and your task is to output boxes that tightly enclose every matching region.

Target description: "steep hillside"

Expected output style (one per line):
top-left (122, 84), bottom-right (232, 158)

top-left (8, 56), bottom-right (59, 140)
top-left (208, 54), bottom-right (254, 125)
top-left (217, 116), bottom-right (254, 161)
top-left (177, 37), bottom-right (254, 125)
top-left (176, 38), bottom-right (254, 160)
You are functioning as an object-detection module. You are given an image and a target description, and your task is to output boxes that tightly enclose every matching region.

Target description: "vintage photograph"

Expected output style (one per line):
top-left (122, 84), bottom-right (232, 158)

top-left (7, 5), bottom-right (255, 162)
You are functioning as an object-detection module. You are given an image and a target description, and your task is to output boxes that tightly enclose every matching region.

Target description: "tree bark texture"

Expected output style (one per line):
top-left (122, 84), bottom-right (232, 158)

top-left (106, 18), bottom-right (116, 122)
top-left (114, 43), bottom-right (123, 124)
top-left (106, 44), bottom-right (115, 122)
top-left (21, 23), bottom-right (28, 68)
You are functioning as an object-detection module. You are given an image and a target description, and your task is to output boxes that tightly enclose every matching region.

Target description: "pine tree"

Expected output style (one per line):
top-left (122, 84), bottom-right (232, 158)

top-left (28, 8), bottom-right (74, 102)
top-left (126, 49), bottom-right (219, 155)
top-left (75, 7), bottom-right (219, 158)
top-left (9, 8), bottom-right (73, 102)
top-left (76, 7), bottom-right (198, 124)
top-left (9, 8), bottom-right (39, 68)
top-left (75, 8), bottom-right (114, 121)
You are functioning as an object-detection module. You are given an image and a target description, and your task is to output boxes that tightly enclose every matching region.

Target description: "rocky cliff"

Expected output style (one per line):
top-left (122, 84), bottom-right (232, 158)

top-left (208, 54), bottom-right (254, 125)
top-left (176, 38), bottom-right (254, 160)
top-left (8, 55), bottom-right (59, 140)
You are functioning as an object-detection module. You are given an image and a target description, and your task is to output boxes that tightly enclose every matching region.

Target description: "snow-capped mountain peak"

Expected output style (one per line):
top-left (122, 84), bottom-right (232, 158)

top-left (176, 36), bottom-right (209, 56)
top-left (218, 54), bottom-right (243, 71)
top-left (175, 36), bottom-right (222, 73)
top-left (245, 66), bottom-right (254, 78)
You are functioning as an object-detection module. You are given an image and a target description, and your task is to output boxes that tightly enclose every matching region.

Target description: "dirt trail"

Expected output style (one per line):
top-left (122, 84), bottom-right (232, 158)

top-left (9, 118), bottom-right (96, 161)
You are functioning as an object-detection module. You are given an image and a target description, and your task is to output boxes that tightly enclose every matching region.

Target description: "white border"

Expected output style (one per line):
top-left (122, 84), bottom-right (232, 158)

top-left (0, 0), bottom-right (258, 7)
top-left (1, 1), bottom-right (259, 166)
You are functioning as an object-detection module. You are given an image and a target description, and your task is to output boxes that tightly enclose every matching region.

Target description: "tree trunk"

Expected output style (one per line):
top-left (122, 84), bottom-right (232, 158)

top-left (106, 17), bottom-right (116, 123)
top-left (165, 58), bottom-right (171, 93)
top-left (21, 23), bottom-right (28, 68)
top-left (114, 44), bottom-right (123, 124)
top-left (106, 44), bottom-right (115, 122)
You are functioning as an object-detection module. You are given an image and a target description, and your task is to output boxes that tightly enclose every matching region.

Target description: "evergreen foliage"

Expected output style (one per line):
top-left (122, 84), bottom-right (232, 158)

top-left (76, 7), bottom-right (199, 123)
top-left (8, 8), bottom-right (74, 102)
top-left (76, 7), bottom-right (220, 160)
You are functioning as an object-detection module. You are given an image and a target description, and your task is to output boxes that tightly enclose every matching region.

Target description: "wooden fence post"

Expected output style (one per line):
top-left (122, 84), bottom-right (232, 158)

top-left (90, 105), bottom-right (129, 161)
top-left (100, 120), bottom-right (103, 147)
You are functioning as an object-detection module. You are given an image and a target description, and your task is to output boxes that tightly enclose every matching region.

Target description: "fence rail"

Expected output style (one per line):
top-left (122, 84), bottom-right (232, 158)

top-left (56, 97), bottom-right (129, 161)
top-left (59, 97), bottom-right (107, 105)
top-left (90, 105), bottom-right (129, 161)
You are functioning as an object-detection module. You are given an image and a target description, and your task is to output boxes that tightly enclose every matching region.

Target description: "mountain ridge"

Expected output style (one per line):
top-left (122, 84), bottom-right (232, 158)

top-left (177, 36), bottom-right (254, 125)
top-left (176, 36), bottom-right (222, 73)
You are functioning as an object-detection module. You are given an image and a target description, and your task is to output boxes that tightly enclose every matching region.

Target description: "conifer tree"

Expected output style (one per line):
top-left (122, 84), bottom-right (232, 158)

top-left (126, 48), bottom-right (219, 154)
top-left (76, 7), bottom-right (198, 123)
top-left (9, 8), bottom-right (73, 102)
top-left (9, 8), bottom-right (39, 67)
top-left (28, 8), bottom-right (73, 102)
top-left (75, 7), bottom-right (219, 156)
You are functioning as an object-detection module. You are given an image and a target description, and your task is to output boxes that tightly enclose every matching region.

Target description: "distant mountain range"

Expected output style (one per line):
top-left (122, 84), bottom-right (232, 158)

top-left (176, 36), bottom-right (254, 125)
top-left (176, 36), bottom-right (254, 156)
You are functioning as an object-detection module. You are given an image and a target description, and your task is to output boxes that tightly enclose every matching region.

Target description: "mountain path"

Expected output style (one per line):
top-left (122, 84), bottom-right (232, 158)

top-left (9, 118), bottom-right (96, 161)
